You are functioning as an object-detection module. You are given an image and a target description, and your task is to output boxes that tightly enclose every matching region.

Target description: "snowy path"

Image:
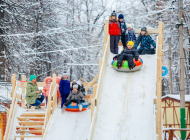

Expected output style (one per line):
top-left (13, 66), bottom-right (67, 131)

top-left (44, 108), bottom-right (91, 140)
top-left (92, 53), bottom-right (157, 140)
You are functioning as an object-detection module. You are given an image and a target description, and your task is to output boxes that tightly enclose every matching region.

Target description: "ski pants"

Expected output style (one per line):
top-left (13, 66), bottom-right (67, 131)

top-left (61, 94), bottom-right (69, 108)
top-left (138, 48), bottom-right (155, 55)
top-left (31, 95), bottom-right (44, 106)
top-left (117, 54), bottom-right (134, 68)
top-left (119, 35), bottom-right (127, 49)
top-left (110, 35), bottom-right (119, 54)
top-left (65, 99), bottom-right (81, 107)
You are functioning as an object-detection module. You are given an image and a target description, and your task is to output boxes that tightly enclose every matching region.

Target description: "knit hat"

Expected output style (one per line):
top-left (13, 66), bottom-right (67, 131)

top-left (127, 24), bottom-right (134, 28)
top-left (141, 27), bottom-right (147, 32)
top-left (111, 11), bottom-right (117, 17)
top-left (30, 75), bottom-right (36, 81)
top-left (127, 41), bottom-right (134, 47)
top-left (73, 84), bottom-right (78, 89)
top-left (118, 14), bottom-right (124, 19)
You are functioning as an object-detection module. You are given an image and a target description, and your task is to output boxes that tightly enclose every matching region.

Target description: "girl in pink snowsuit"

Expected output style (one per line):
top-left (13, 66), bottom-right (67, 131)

top-left (43, 77), bottom-right (53, 107)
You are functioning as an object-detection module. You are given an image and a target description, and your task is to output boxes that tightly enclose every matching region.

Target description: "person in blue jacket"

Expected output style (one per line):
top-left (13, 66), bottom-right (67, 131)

top-left (118, 14), bottom-right (128, 49)
top-left (59, 74), bottom-right (71, 109)
top-left (134, 27), bottom-right (156, 55)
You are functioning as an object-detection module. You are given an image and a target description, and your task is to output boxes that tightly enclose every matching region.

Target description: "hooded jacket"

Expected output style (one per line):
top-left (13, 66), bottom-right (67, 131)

top-left (134, 31), bottom-right (156, 50)
top-left (43, 77), bottom-right (52, 97)
top-left (59, 79), bottom-right (71, 96)
top-left (127, 28), bottom-right (136, 42)
top-left (109, 16), bottom-right (120, 36)
top-left (67, 91), bottom-right (85, 101)
top-left (26, 81), bottom-right (39, 104)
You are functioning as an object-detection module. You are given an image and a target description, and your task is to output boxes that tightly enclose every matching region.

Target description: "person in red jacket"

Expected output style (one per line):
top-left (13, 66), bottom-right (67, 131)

top-left (109, 11), bottom-right (120, 54)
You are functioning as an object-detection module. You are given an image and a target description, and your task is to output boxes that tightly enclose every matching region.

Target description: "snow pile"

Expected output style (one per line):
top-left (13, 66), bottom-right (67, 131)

top-left (162, 94), bottom-right (190, 102)
top-left (92, 53), bottom-right (157, 140)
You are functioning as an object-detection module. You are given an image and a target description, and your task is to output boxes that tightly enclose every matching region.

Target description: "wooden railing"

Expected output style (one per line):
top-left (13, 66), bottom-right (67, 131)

top-left (42, 74), bottom-right (57, 140)
top-left (4, 76), bottom-right (19, 140)
top-left (88, 19), bottom-right (110, 139)
top-left (163, 128), bottom-right (190, 140)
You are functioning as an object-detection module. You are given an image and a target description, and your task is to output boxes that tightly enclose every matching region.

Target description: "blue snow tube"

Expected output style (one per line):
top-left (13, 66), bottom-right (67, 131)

top-left (162, 66), bottom-right (168, 76)
top-left (66, 102), bottom-right (88, 112)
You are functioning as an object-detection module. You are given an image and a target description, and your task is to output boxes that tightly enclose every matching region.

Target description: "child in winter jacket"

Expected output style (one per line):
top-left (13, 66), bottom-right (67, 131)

top-left (113, 41), bottom-right (139, 70)
top-left (62, 84), bottom-right (85, 113)
top-left (43, 77), bottom-right (52, 107)
top-left (59, 74), bottom-right (71, 109)
top-left (118, 14), bottom-right (127, 49)
top-left (109, 11), bottom-right (120, 54)
top-left (126, 24), bottom-right (136, 43)
top-left (134, 27), bottom-right (156, 55)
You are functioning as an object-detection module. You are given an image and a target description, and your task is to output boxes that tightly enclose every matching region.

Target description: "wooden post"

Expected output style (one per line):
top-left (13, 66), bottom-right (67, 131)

top-left (50, 74), bottom-right (56, 96)
top-left (103, 20), bottom-right (109, 56)
top-left (85, 73), bottom-right (99, 92)
top-left (91, 98), bottom-right (95, 121)
top-left (168, 38), bottom-right (173, 94)
top-left (7, 109), bottom-right (10, 124)
top-left (93, 84), bottom-right (97, 99)
top-left (21, 75), bottom-right (26, 107)
top-left (0, 129), bottom-right (1, 140)
top-left (169, 130), bottom-right (173, 140)
top-left (11, 74), bottom-right (16, 97)
top-left (99, 58), bottom-right (102, 73)
top-left (42, 127), bottom-right (45, 136)
top-left (47, 94), bottom-right (51, 121)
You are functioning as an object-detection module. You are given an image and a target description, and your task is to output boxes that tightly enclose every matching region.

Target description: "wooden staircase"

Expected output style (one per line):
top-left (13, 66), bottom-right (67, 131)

top-left (14, 109), bottom-right (46, 139)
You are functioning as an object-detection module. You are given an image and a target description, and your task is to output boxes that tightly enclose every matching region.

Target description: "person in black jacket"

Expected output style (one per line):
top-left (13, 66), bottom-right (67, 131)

top-left (113, 41), bottom-right (139, 70)
top-left (118, 14), bottom-right (128, 49)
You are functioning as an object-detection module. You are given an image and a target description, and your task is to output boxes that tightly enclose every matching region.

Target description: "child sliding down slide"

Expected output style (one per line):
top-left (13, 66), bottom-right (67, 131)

top-left (113, 41), bottom-right (139, 70)
top-left (62, 85), bottom-right (85, 113)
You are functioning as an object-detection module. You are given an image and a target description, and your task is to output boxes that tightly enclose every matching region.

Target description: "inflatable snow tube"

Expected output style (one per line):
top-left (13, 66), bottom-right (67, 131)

top-left (111, 58), bottom-right (143, 72)
top-left (65, 102), bottom-right (88, 112)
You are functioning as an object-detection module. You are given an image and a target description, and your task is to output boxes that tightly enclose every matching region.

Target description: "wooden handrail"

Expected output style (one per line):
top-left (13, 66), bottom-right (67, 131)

top-left (4, 81), bottom-right (18, 140)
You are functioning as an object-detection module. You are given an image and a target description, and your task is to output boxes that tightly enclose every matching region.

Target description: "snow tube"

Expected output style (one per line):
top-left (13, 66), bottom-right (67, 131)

top-left (65, 102), bottom-right (88, 112)
top-left (111, 58), bottom-right (143, 72)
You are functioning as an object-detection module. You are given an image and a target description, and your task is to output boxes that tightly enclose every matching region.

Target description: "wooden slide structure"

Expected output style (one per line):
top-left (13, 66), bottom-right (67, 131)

top-left (4, 19), bottom-right (164, 140)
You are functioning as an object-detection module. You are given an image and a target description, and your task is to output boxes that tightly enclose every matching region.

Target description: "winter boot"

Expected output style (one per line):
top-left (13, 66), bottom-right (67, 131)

top-left (129, 63), bottom-right (136, 70)
top-left (117, 61), bottom-right (122, 69)
top-left (35, 106), bottom-right (41, 109)
top-left (88, 102), bottom-right (91, 107)
top-left (78, 104), bottom-right (83, 111)
top-left (27, 104), bottom-right (31, 109)
top-left (62, 105), bottom-right (66, 113)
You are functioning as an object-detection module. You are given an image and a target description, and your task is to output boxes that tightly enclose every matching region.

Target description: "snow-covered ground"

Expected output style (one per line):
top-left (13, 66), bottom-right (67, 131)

top-left (44, 108), bottom-right (91, 140)
top-left (92, 53), bottom-right (157, 140)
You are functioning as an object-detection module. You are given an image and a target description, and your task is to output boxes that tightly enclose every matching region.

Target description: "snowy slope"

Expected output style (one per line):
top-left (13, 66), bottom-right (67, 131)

top-left (44, 108), bottom-right (91, 140)
top-left (92, 53), bottom-right (157, 140)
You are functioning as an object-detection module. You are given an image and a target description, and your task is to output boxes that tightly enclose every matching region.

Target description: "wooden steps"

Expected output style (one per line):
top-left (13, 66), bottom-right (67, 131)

top-left (16, 130), bottom-right (42, 134)
top-left (15, 110), bottom-right (46, 139)
top-left (18, 121), bottom-right (44, 125)
top-left (17, 117), bottom-right (45, 121)
top-left (15, 135), bottom-right (42, 138)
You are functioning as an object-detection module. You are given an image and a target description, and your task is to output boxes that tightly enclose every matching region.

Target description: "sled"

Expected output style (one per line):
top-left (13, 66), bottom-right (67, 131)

top-left (65, 102), bottom-right (89, 112)
top-left (111, 58), bottom-right (143, 72)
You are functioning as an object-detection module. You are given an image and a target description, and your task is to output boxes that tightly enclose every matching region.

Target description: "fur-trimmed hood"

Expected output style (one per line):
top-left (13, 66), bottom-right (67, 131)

top-left (138, 31), bottom-right (150, 36)
top-left (109, 15), bottom-right (118, 22)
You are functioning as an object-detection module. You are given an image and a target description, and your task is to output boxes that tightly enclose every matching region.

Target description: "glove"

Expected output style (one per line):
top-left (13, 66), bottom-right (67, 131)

top-left (135, 57), bottom-right (138, 61)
